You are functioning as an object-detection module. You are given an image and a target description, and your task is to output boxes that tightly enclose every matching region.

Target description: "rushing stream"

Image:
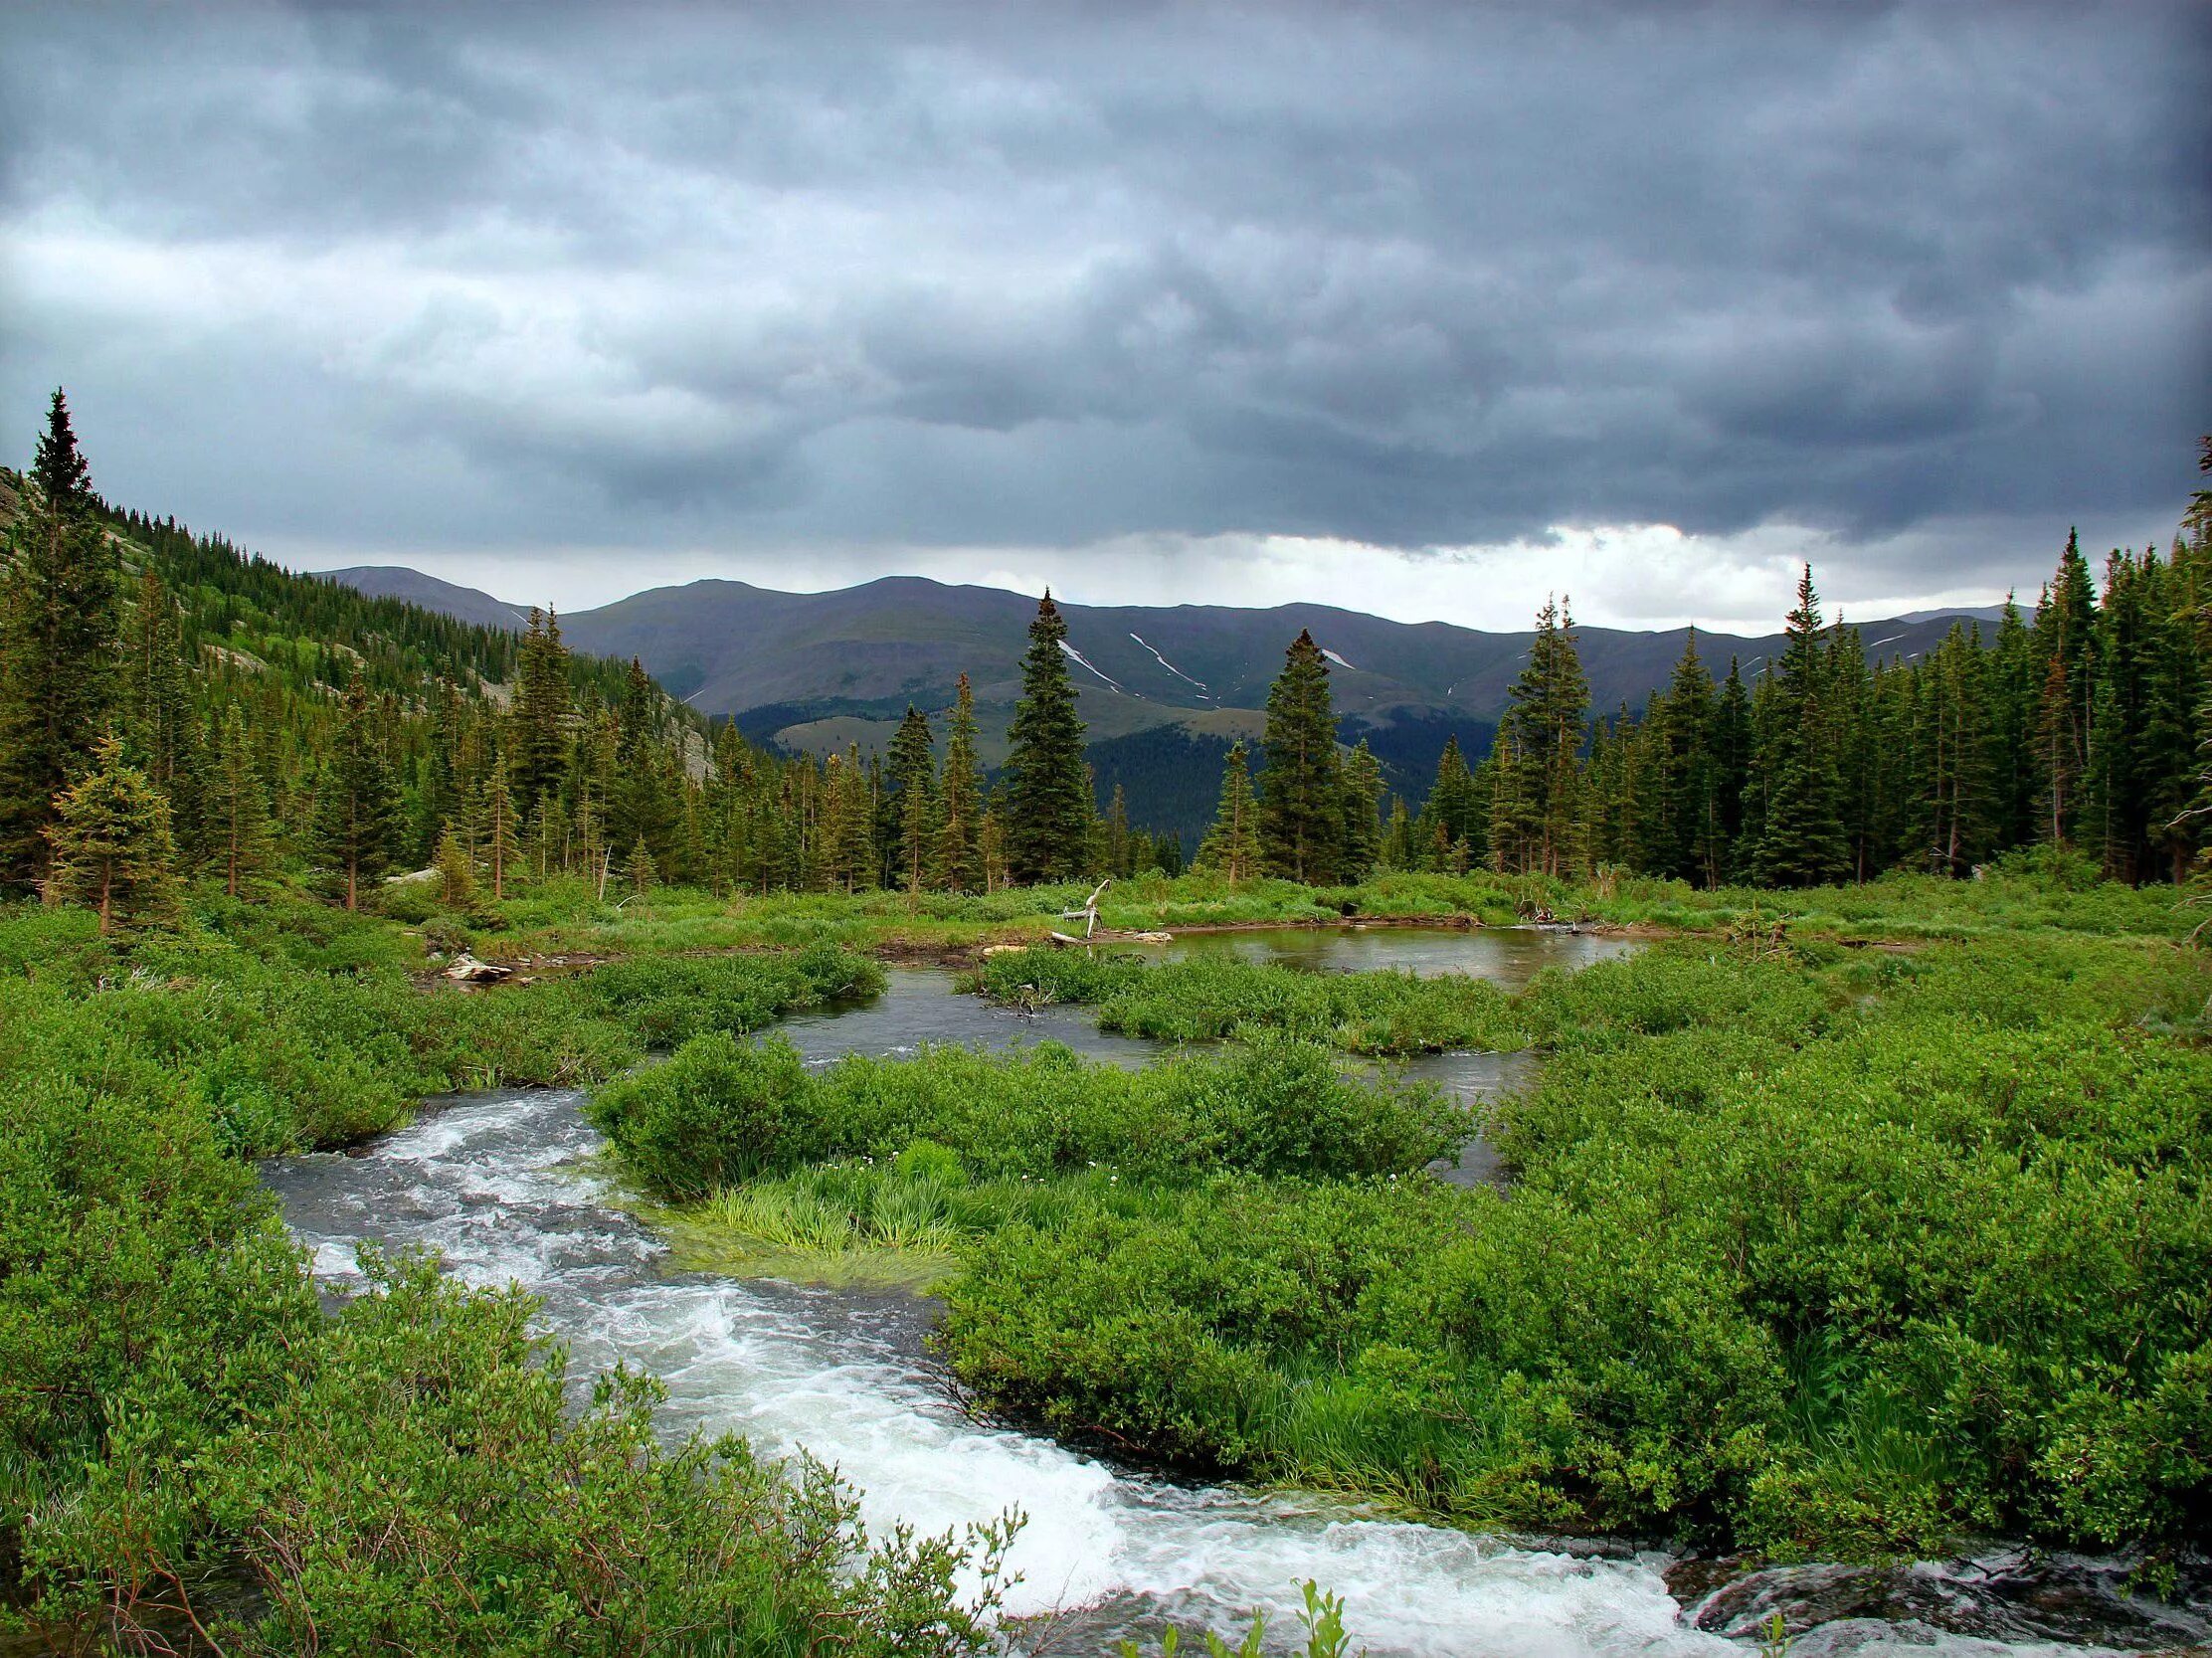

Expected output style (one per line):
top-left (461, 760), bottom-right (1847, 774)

top-left (264, 931), bottom-right (2200, 1657)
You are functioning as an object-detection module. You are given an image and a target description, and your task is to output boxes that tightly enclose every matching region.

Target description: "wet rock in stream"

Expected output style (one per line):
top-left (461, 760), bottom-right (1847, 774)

top-left (1674, 1550), bottom-right (2212, 1653)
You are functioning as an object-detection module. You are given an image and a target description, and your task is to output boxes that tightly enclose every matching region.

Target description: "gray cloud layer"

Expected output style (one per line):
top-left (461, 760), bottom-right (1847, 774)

top-left (3, 2), bottom-right (2207, 608)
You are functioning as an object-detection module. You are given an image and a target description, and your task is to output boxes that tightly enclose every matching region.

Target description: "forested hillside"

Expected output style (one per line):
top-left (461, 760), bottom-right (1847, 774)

top-left (0, 428), bottom-right (714, 909)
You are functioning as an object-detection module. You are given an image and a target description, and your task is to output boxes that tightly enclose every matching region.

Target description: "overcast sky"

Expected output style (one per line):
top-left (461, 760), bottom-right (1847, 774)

top-left (4, 3), bottom-right (2207, 631)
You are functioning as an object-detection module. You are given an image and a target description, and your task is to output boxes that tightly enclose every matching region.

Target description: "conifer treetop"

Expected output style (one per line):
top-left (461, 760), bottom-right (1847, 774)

top-left (32, 388), bottom-right (92, 513)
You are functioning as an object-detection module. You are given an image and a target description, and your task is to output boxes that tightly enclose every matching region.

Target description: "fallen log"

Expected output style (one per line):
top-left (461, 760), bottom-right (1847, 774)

top-left (443, 953), bottom-right (515, 984)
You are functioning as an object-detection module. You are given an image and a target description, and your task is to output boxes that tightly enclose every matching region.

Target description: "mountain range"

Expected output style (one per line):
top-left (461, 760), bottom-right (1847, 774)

top-left (321, 565), bottom-right (2006, 844)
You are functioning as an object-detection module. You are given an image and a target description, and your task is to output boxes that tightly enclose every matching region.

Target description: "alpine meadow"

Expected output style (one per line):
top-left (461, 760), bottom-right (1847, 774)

top-left (3, 5), bottom-right (2209, 1655)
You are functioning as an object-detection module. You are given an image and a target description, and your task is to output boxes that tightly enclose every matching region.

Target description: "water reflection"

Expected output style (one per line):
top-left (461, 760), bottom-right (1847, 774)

top-left (1145, 924), bottom-right (1636, 984)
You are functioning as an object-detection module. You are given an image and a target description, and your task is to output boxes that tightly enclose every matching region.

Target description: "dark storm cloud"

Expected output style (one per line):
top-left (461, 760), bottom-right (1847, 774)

top-left (2, 1), bottom-right (2206, 596)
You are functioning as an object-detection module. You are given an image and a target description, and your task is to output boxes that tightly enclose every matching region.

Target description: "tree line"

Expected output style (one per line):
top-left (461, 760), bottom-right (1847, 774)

top-left (6, 388), bottom-right (2206, 930)
top-left (1193, 491), bottom-right (2210, 890)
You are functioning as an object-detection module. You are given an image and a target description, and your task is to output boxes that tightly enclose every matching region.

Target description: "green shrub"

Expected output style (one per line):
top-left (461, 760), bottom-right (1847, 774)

top-left (23, 1254), bottom-right (1013, 1656)
top-left (592, 1033), bottom-right (1469, 1199)
top-left (590, 1033), bottom-right (817, 1198)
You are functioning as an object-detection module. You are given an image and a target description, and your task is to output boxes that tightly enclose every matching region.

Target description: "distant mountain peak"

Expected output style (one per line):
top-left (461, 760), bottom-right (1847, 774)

top-left (317, 566), bottom-right (530, 632)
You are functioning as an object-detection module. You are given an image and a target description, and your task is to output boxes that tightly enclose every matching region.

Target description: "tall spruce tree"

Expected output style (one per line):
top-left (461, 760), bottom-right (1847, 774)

top-left (1748, 567), bottom-right (1850, 887)
top-left (1416, 737), bottom-right (1481, 869)
top-left (1338, 739), bottom-right (1384, 880)
top-left (1824, 622), bottom-right (1881, 880)
top-left (1644, 630), bottom-right (1718, 883)
top-left (1005, 593), bottom-right (1093, 882)
top-left (509, 607), bottom-right (572, 811)
top-left (1257, 630), bottom-right (1342, 883)
top-left (0, 390), bottom-right (118, 882)
top-left (480, 759), bottom-right (516, 900)
top-left (1492, 598), bottom-right (1588, 876)
top-left (1910, 623), bottom-right (1996, 876)
top-left (2086, 547), bottom-right (2199, 881)
top-left (2033, 531), bottom-right (2100, 845)
top-left (32, 388), bottom-right (93, 510)
top-left (934, 674), bottom-right (984, 891)
top-left (312, 671), bottom-right (403, 910)
top-left (821, 748), bottom-right (875, 893)
top-left (609, 659), bottom-right (680, 867)
top-left (205, 705), bottom-right (276, 898)
top-left (1710, 657), bottom-right (1753, 878)
top-left (1986, 599), bottom-right (2040, 851)
top-left (884, 704), bottom-right (936, 894)
top-left (1196, 742), bottom-right (1263, 883)
top-left (122, 569), bottom-right (204, 863)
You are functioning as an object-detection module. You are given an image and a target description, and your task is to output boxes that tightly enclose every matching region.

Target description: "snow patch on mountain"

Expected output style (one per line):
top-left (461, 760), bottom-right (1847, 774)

top-left (1128, 633), bottom-right (1208, 691)
top-left (1059, 639), bottom-right (1127, 693)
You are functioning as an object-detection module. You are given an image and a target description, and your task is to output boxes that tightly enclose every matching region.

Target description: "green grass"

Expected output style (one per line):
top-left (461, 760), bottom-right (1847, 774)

top-left (644, 1150), bottom-right (1151, 1291)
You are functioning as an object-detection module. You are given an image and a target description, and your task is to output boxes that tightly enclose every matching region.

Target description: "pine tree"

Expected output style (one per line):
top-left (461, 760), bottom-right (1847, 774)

top-left (45, 731), bottom-right (179, 933)
top-left (510, 607), bottom-right (573, 810)
top-left (821, 748), bottom-right (875, 893)
top-left (625, 835), bottom-right (657, 896)
top-left (1749, 568), bottom-right (1849, 888)
top-left (1382, 795), bottom-right (1416, 870)
top-left (0, 394), bottom-right (118, 881)
top-left (31, 388), bottom-right (93, 512)
top-left (933, 674), bottom-right (984, 891)
top-left (1644, 630), bottom-right (1718, 883)
top-left (577, 786), bottom-right (609, 897)
top-left (311, 671), bottom-right (403, 911)
top-left (1005, 593), bottom-right (1093, 883)
top-left (417, 677), bottom-right (467, 861)
top-left (1416, 738), bottom-right (1481, 868)
top-left (1257, 630), bottom-right (1342, 883)
top-left (204, 705), bottom-right (276, 898)
top-left (884, 704), bottom-right (936, 893)
top-left (1911, 623), bottom-right (1996, 876)
top-left (897, 769), bottom-right (933, 901)
top-left (2085, 547), bottom-right (2200, 881)
top-left (1155, 829), bottom-right (1185, 877)
top-left (121, 568), bottom-right (204, 865)
top-left (1196, 742), bottom-right (1264, 883)
top-left (480, 760), bottom-right (516, 901)
top-left (1987, 599), bottom-right (2040, 852)
top-left (435, 826), bottom-right (477, 906)
top-left (2032, 530), bottom-right (2099, 846)
top-left (606, 658), bottom-right (681, 866)
top-left (1492, 598), bottom-right (1588, 877)
top-left (1709, 658), bottom-right (1753, 879)
top-left (1338, 739), bottom-right (1384, 880)
top-left (529, 788), bottom-right (564, 881)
